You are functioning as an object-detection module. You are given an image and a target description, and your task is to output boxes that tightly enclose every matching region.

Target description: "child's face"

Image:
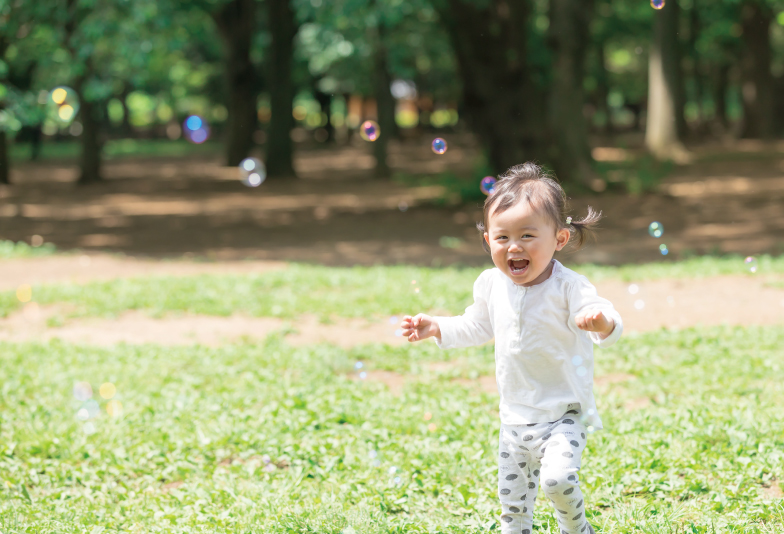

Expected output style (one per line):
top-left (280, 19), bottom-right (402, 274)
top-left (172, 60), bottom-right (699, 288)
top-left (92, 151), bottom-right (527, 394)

top-left (483, 200), bottom-right (570, 286)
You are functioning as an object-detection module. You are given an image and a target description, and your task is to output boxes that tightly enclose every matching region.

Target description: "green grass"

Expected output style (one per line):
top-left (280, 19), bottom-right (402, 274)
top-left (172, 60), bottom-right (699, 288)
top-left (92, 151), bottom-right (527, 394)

top-left (1, 326), bottom-right (784, 532)
top-left (1, 255), bottom-right (782, 320)
top-left (0, 240), bottom-right (57, 259)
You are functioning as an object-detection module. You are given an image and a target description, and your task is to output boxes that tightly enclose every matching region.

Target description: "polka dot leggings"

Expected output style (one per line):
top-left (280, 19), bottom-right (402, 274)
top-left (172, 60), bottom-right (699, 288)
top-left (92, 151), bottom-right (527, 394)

top-left (497, 404), bottom-right (595, 534)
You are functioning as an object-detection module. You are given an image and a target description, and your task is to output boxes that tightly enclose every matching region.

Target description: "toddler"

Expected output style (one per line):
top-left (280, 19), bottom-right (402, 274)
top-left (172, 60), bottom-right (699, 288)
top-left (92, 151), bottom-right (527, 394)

top-left (401, 163), bottom-right (622, 534)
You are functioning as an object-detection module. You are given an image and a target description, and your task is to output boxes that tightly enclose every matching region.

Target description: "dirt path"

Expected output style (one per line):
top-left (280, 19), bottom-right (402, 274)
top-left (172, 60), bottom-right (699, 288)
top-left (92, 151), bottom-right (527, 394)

top-left (1, 266), bottom-right (781, 347)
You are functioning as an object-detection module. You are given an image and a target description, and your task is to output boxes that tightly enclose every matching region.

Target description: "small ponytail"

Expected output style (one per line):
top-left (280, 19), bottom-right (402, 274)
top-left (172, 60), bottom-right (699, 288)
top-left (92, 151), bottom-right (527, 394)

top-left (565, 206), bottom-right (602, 249)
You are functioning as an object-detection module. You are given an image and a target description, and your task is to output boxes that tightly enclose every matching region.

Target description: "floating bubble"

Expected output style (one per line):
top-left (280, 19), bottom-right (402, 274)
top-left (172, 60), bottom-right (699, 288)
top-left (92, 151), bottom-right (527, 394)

top-left (369, 450), bottom-right (378, 459)
top-left (428, 423), bottom-right (437, 432)
top-left (359, 120), bottom-right (379, 142)
top-left (388, 466), bottom-right (397, 475)
top-left (398, 201), bottom-right (408, 212)
top-left (106, 400), bottom-right (123, 417)
top-left (628, 284), bottom-right (639, 295)
top-left (411, 280), bottom-right (417, 285)
top-left (83, 422), bottom-right (96, 435)
top-left (73, 381), bottom-right (93, 402)
top-left (389, 316), bottom-right (398, 325)
top-left (648, 221), bottom-right (664, 238)
top-left (99, 382), bottom-right (116, 399)
top-left (16, 284), bottom-right (32, 303)
top-left (84, 399), bottom-right (100, 418)
top-left (183, 115), bottom-right (210, 144)
top-left (239, 157), bottom-right (266, 187)
top-left (650, 0), bottom-right (665, 9)
top-left (576, 366), bottom-right (587, 377)
top-left (634, 299), bottom-right (645, 310)
top-left (359, 371), bottom-right (367, 379)
top-left (48, 86), bottom-right (79, 124)
top-left (571, 355), bottom-right (583, 366)
top-left (431, 138), bottom-right (447, 155)
top-left (480, 176), bottom-right (497, 196)
top-left (31, 235), bottom-right (44, 247)
top-left (354, 361), bottom-right (364, 370)
top-left (394, 329), bottom-right (403, 337)
top-left (414, 288), bottom-right (420, 294)
top-left (394, 476), bottom-right (402, 485)
top-left (424, 412), bottom-right (433, 421)
top-left (76, 408), bottom-right (90, 421)
top-left (659, 243), bottom-right (669, 255)
top-left (261, 454), bottom-right (272, 464)
top-left (744, 256), bottom-right (758, 273)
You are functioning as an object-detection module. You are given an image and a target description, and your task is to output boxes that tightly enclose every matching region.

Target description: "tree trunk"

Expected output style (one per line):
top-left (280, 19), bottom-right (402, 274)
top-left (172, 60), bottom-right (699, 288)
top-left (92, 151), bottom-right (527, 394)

top-left (714, 63), bottom-right (729, 128)
top-left (645, 0), bottom-right (688, 160)
top-left (372, 29), bottom-right (395, 178)
top-left (214, 0), bottom-right (257, 166)
top-left (596, 40), bottom-right (614, 136)
top-left (548, 0), bottom-right (595, 187)
top-left (0, 129), bottom-right (8, 184)
top-left (434, 0), bottom-right (546, 175)
top-left (266, 0), bottom-right (297, 178)
top-left (314, 90), bottom-right (334, 142)
top-left (740, 0), bottom-right (774, 139)
top-left (77, 97), bottom-right (104, 184)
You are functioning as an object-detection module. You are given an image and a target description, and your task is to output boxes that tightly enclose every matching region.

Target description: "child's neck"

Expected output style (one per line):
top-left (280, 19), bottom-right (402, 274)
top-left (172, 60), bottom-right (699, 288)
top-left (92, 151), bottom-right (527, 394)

top-left (515, 259), bottom-right (555, 287)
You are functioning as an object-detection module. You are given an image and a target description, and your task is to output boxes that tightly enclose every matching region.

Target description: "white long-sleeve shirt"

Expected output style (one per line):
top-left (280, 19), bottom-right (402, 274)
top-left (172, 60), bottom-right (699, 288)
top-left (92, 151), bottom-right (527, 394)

top-left (434, 259), bottom-right (622, 430)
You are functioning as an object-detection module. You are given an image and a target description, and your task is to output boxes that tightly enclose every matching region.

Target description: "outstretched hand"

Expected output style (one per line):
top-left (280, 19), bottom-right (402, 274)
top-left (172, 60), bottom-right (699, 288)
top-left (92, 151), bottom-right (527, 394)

top-left (401, 314), bottom-right (441, 342)
top-left (575, 309), bottom-right (615, 339)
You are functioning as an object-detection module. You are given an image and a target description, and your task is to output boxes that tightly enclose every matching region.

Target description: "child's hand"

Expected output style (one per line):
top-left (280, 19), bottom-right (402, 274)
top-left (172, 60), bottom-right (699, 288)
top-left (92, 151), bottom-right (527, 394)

top-left (401, 314), bottom-right (441, 342)
top-left (575, 309), bottom-right (615, 339)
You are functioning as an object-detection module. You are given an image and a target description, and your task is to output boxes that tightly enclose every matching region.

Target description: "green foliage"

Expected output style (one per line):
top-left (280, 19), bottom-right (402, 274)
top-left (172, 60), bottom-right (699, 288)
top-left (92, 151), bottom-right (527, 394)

top-left (0, 240), bottom-right (56, 259)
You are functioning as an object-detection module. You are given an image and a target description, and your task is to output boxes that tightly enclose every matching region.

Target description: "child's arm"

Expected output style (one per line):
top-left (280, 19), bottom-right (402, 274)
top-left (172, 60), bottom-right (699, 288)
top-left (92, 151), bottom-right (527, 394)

top-left (569, 276), bottom-right (623, 347)
top-left (401, 271), bottom-right (493, 348)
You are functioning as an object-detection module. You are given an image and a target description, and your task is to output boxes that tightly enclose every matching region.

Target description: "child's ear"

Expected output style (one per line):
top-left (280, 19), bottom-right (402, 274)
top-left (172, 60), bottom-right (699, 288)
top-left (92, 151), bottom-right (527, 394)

top-left (483, 232), bottom-right (489, 245)
top-left (555, 228), bottom-right (570, 251)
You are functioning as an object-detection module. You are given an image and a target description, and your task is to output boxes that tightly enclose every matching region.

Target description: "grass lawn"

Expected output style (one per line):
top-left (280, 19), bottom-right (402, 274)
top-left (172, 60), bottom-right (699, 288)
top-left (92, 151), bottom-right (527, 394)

top-left (1, 257), bottom-right (783, 532)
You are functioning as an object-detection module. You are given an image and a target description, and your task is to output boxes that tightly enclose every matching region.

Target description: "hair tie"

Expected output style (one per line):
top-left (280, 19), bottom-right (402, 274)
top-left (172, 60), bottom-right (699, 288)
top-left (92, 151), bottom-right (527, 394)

top-left (566, 216), bottom-right (572, 225)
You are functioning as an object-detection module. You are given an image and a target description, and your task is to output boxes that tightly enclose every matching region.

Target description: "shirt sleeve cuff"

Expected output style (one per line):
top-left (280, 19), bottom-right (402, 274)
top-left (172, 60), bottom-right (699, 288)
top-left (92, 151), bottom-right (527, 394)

top-left (433, 316), bottom-right (454, 349)
top-left (590, 314), bottom-right (623, 348)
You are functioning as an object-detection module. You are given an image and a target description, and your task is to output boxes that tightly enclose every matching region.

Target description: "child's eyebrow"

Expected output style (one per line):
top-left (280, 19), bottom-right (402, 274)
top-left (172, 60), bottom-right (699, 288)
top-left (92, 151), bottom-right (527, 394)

top-left (492, 225), bottom-right (539, 232)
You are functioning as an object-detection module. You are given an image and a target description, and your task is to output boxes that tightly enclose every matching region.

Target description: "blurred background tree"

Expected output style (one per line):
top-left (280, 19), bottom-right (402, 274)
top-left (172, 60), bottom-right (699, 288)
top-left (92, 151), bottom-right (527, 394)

top-left (2, 0), bottom-right (784, 185)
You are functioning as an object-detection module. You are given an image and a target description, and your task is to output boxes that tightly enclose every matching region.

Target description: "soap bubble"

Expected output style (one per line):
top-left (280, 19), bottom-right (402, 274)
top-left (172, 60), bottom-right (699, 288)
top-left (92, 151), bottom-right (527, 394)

top-left (628, 284), bottom-right (639, 295)
top-left (389, 316), bottom-right (398, 325)
top-left (83, 422), bottom-right (96, 435)
top-left (16, 284), bottom-right (32, 303)
top-left (659, 244), bottom-right (669, 255)
top-left (424, 412), bottom-right (433, 420)
top-left (650, 0), bottom-right (665, 9)
top-left (99, 382), bottom-right (116, 399)
top-left (83, 399), bottom-right (100, 419)
top-left (398, 201), bottom-right (408, 212)
top-left (744, 256), bottom-right (758, 273)
top-left (388, 466), bottom-right (397, 475)
top-left (369, 450), bottom-right (378, 459)
top-left (76, 408), bottom-right (90, 421)
top-left (648, 222), bottom-right (664, 238)
top-left (634, 299), bottom-right (645, 310)
top-left (239, 157), bottom-right (266, 187)
top-left (394, 329), bottom-right (403, 337)
top-left (360, 120), bottom-right (379, 142)
top-left (576, 366), bottom-right (587, 377)
top-left (73, 381), bottom-right (93, 402)
top-left (480, 176), bottom-right (497, 196)
top-left (428, 422), bottom-right (437, 432)
top-left (48, 86), bottom-right (79, 124)
top-left (106, 400), bottom-right (123, 417)
top-left (359, 371), bottom-right (367, 380)
top-left (183, 115), bottom-right (210, 144)
top-left (394, 476), bottom-right (402, 485)
top-left (571, 355), bottom-right (583, 366)
top-left (354, 361), bottom-right (364, 370)
top-left (431, 138), bottom-right (447, 154)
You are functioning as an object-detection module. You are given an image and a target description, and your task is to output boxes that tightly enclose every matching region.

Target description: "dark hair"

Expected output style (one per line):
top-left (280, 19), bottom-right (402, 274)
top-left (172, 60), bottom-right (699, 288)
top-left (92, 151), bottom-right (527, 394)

top-left (476, 162), bottom-right (602, 254)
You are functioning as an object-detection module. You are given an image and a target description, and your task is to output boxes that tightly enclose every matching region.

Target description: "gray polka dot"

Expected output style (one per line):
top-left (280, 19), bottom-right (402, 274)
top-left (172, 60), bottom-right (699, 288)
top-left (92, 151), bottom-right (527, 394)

top-left (564, 487), bottom-right (574, 495)
top-left (562, 451), bottom-right (574, 458)
top-left (506, 474), bottom-right (518, 481)
top-left (523, 435), bottom-right (533, 441)
top-left (545, 479), bottom-right (558, 487)
top-left (502, 515), bottom-right (512, 523)
top-left (563, 419), bottom-right (574, 424)
top-left (557, 508), bottom-right (567, 514)
top-left (566, 409), bottom-right (578, 414)
top-left (581, 433), bottom-right (586, 439)
top-left (573, 512), bottom-right (582, 520)
top-left (500, 488), bottom-right (511, 495)
top-left (518, 462), bottom-right (527, 468)
top-left (533, 469), bottom-right (539, 476)
top-left (581, 524), bottom-right (587, 533)
top-left (523, 530), bottom-right (530, 534)
top-left (501, 452), bottom-right (510, 458)
top-left (528, 482), bottom-right (536, 489)
top-left (527, 423), bottom-right (537, 427)
top-left (568, 475), bottom-right (577, 482)
top-left (519, 445), bottom-right (529, 451)
top-left (541, 447), bottom-right (547, 453)
top-left (570, 440), bottom-right (580, 447)
top-left (576, 499), bottom-right (583, 508)
top-left (523, 507), bottom-right (527, 513)
top-left (511, 430), bottom-right (518, 436)
top-left (509, 506), bottom-right (520, 513)
top-left (542, 433), bottom-right (551, 441)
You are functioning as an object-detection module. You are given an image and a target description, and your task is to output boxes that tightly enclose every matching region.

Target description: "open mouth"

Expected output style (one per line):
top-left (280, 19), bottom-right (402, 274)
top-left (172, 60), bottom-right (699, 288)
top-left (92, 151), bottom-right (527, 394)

top-left (508, 258), bottom-right (529, 276)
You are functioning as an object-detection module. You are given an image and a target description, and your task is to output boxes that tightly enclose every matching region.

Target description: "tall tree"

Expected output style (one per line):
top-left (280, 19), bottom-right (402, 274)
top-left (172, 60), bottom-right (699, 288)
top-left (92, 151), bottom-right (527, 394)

top-left (434, 0), bottom-right (547, 175)
top-left (548, 0), bottom-right (595, 187)
top-left (740, 0), bottom-right (775, 139)
top-left (212, 0), bottom-right (257, 166)
top-left (266, 0), bottom-right (298, 178)
top-left (645, 0), bottom-right (688, 161)
top-left (370, 15), bottom-right (396, 177)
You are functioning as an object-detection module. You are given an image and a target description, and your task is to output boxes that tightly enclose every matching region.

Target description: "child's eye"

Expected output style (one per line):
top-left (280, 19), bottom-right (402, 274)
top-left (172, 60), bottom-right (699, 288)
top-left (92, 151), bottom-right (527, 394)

top-left (496, 236), bottom-right (507, 240)
top-left (522, 234), bottom-right (533, 238)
